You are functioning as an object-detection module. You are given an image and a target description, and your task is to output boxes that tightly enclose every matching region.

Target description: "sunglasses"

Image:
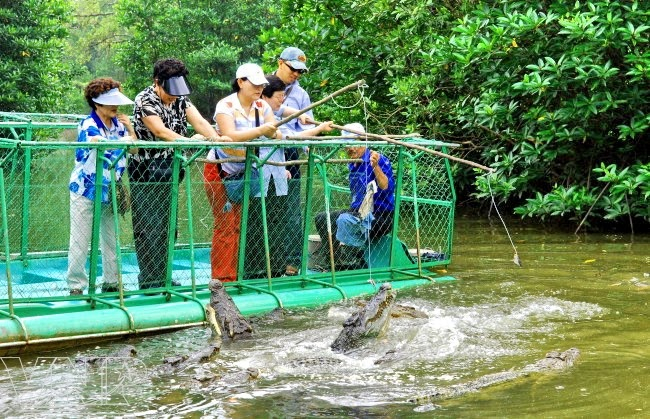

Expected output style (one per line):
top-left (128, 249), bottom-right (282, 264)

top-left (284, 61), bottom-right (307, 75)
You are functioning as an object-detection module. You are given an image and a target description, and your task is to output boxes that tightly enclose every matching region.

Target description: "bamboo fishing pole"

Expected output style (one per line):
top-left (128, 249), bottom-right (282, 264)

top-left (310, 121), bottom-right (494, 172)
top-left (274, 80), bottom-right (366, 128)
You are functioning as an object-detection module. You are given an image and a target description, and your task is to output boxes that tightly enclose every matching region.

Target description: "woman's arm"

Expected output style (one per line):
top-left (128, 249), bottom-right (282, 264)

top-left (187, 106), bottom-right (220, 139)
top-left (141, 114), bottom-right (189, 141)
top-left (215, 113), bottom-right (277, 141)
top-left (300, 121), bottom-right (334, 137)
top-left (281, 106), bottom-right (311, 126)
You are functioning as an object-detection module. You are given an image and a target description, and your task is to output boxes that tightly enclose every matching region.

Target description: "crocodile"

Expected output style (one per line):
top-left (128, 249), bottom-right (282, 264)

top-left (410, 348), bottom-right (580, 403)
top-left (330, 282), bottom-right (396, 353)
top-left (193, 366), bottom-right (261, 384)
top-left (391, 304), bottom-right (428, 319)
top-left (155, 342), bottom-right (221, 376)
top-left (206, 279), bottom-right (253, 341)
top-left (75, 344), bottom-right (137, 365)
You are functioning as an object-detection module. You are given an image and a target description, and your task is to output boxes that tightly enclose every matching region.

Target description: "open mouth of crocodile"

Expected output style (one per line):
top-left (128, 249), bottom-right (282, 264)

top-left (331, 283), bottom-right (397, 353)
top-left (362, 284), bottom-right (396, 334)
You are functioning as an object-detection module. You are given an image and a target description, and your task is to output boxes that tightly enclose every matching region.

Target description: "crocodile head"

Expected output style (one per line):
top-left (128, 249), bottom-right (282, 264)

top-left (524, 347), bottom-right (581, 372)
top-left (330, 283), bottom-right (396, 353)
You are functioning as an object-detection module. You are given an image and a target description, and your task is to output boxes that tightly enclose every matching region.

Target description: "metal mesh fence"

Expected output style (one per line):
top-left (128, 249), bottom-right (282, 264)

top-left (1, 114), bottom-right (455, 303)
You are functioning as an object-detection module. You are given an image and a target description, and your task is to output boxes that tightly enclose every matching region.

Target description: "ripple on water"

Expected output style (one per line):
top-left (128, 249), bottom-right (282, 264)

top-left (0, 288), bottom-right (615, 416)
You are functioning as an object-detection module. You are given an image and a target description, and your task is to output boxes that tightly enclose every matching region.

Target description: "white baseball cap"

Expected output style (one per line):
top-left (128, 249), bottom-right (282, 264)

top-left (235, 63), bottom-right (268, 86)
top-left (341, 123), bottom-right (366, 137)
top-left (92, 88), bottom-right (133, 106)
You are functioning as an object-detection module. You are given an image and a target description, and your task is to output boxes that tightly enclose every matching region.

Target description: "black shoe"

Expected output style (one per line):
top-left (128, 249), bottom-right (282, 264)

top-left (139, 280), bottom-right (179, 290)
top-left (141, 280), bottom-right (181, 295)
top-left (70, 289), bottom-right (83, 296)
top-left (101, 284), bottom-right (120, 293)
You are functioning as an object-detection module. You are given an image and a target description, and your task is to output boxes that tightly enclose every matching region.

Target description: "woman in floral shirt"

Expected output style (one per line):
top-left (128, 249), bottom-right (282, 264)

top-left (68, 77), bottom-right (135, 295)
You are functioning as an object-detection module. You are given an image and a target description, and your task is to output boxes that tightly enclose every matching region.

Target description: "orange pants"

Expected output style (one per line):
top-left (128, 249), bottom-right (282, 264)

top-left (203, 163), bottom-right (240, 282)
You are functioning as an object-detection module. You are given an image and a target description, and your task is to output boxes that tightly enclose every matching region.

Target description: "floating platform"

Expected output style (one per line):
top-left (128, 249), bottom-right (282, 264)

top-left (0, 248), bottom-right (455, 355)
top-left (0, 112), bottom-right (457, 354)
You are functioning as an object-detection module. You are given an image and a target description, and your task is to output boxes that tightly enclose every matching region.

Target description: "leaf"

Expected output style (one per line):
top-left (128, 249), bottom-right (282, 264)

top-left (583, 259), bottom-right (596, 264)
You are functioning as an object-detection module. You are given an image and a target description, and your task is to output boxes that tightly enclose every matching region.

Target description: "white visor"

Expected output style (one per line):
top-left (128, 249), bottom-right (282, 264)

top-left (92, 88), bottom-right (134, 106)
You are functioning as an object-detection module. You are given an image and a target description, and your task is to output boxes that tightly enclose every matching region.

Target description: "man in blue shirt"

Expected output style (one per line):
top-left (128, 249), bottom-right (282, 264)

top-left (314, 123), bottom-right (395, 269)
top-left (274, 46), bottom-right (313, 275)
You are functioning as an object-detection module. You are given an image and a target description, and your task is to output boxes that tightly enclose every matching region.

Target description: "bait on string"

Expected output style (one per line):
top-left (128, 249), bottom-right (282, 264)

top-left (486, 174), bottom-right (522, 267)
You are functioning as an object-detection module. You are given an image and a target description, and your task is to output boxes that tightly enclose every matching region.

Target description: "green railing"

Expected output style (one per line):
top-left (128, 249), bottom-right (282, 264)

top-left (0, 112), bottom-right (456, 312)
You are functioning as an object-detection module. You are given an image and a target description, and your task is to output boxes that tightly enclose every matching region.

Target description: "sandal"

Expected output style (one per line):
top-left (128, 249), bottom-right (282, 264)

top-left (284, 265), bottom-right (299, 276)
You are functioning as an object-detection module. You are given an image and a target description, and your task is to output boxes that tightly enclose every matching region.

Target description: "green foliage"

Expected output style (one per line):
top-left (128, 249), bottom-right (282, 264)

top-left (264, 0), bottom-right (649, 227)
top-left (114, 0), bottom-right (279, 117)
top-left (0, 0), bottom-right (80, 112)
top-left (514, 161), bottom-right (650, 224)
top-left (3, 0), bottom-right (648, 228)
top-left (259, 0), bottom-right (410, 129)
top-left (593, 162), bottom-right (650, 220)
top-left (459, 1), bottom-right (649, 225)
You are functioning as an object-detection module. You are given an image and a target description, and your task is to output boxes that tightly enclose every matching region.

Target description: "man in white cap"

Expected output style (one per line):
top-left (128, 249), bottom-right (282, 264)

top-left (313, 123), bottom-right (395, 270)
top-left (274, 46), bottom-right (313, 275)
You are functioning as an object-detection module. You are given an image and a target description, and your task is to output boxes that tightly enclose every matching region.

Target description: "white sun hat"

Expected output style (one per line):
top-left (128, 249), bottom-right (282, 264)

top-left (92, 88), bottom-right (134, 106)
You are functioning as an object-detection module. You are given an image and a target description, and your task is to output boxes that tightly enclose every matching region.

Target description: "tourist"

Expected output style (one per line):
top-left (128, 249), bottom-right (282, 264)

top-left (205, 63), bottom-right (279, 282)
top-left (273, 46), bottom-right (312, 275)
top-left (314, 123), bottom-right (395, 269)
top-left (129, 58), bottom-right (225, 290)
top-left (67, 77), bottom-right (135, 295)
top-left (243, 75), bottom-right (333, 277)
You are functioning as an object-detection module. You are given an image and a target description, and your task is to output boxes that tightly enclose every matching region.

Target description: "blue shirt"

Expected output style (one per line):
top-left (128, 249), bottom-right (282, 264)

top-left (349, 149), bottom-right (395, 212)
top-left (283, 80), bottom-right (313, 133)
top-left (69, 111), bottom-right (128, 203)
top-left (280, 78), bottom-right (313, 180)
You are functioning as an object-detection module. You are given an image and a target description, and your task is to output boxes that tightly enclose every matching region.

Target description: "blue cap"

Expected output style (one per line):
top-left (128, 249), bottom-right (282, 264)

top-left (280, 47), bottom-right (308, 71)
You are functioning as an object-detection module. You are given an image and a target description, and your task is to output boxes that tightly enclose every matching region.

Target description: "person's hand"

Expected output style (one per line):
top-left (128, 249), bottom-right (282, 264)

top-left (259, 122), bottom-right (277, 138)
top-left (117, 113), bottom-right (133, 129)
top-left (285, 170), bottom-right (292, 179)
top-left (217, 134), bottom-right (233, 142)
top-left (318, 121), bottom-right (334, 133)
top-left (191, 133), bottom-right (206, 141)
top-left (117, 113), bottom-right (137, 139)
top-left (299, 115), bottom-right (314, 125)
top-left (370, 150), bottom-right (380, 168)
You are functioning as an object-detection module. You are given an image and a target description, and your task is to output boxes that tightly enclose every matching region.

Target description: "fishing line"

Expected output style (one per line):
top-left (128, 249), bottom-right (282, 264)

top-left (331, 83), bottom-right (376, 286)
top-left (359, 84), bottom-right (375, 285)
top-left (486, 173), bottom-right (522, 267)
top-left (331, 83), bottom-right (367, 109)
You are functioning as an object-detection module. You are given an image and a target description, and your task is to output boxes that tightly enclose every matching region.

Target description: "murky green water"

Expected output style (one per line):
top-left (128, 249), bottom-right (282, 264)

top-left (1, 217), bottom-right (649, 418)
